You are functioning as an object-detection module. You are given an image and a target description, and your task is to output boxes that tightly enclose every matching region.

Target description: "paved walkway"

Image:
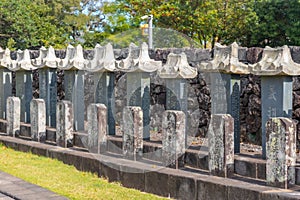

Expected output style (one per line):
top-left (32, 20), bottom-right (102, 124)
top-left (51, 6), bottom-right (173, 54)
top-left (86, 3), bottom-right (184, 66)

top-left (0, 171), bottom-right (68, 200)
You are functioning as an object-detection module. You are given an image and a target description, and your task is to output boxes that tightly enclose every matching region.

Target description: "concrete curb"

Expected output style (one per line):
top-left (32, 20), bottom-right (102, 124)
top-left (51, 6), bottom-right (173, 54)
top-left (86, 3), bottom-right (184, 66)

top-left (0, 135), bottom-right (300, 200)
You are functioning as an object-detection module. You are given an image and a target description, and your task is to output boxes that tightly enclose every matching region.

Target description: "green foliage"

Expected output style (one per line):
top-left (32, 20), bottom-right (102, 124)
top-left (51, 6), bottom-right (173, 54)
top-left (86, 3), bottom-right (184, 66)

top-left (0, 0), bottom-right (103, 49)
top-left (1, 0), bottom-right (300, 49)
top-left (6, 38), bottom-right (16, 50)
top-left (102, 0), bottom-right (258, 48)
top-left (249, 0), bottom-right (300, 47)
top-left (0, 0), bottom-right (67, 49)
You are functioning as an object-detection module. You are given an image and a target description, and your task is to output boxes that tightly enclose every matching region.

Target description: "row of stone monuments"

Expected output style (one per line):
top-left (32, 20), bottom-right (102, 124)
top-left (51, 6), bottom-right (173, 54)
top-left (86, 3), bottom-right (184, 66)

top-left (0, 42), bottom-right (297, 189)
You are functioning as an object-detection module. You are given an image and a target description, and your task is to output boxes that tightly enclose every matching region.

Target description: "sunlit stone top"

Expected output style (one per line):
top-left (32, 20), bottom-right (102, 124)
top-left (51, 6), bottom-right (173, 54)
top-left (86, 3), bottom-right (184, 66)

top-left (86, 43), bottom-right (116, 72)
top-left (250, 45), bottom-right (300, 76)
top-left (59, 44), bottom-right (87, 70)
top-left (198, 42), bottom-right (249, 74)
top-left (0, 42), bottom-right (299, 76)
top-left (8, 49), bottom-right (37, 71)
top-left (32, 46), bottom-right (60, 68)
top-left (158, 52), bottom-right (197, 79)
top-left (0, 48), bottom-right (12, 68)
top-left (116, 42), bottom-right (162, 72)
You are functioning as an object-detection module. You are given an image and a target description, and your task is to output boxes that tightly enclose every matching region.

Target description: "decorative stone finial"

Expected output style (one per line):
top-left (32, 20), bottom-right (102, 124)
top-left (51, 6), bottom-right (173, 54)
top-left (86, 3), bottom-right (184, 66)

top-left (116, 43), bottom-right (139, 72)
top-left (117, 42), bottom-right (162, 72)
top-left (59, 44), bottom-right (87, 70)
top-left (33, 46), bottom-right (59, 68)
top-left (250, 45), bottom-right (300, 76)
top-left (199, 42), bottom-right (249, 74)
top-left (58, 44), bottom-right (74, 69)
top-left (0, 48), bottom-right (12, 68)
top-left (9, 49), bottom-right (36, 71)
top-left (86, 43), bottom-right (116, 72)
top-left (158, 52), bottom-right (197, 79)
top-left (135, 42), bottom-right (162, 72)
top-left (70, 45), bottom-right (87, 70)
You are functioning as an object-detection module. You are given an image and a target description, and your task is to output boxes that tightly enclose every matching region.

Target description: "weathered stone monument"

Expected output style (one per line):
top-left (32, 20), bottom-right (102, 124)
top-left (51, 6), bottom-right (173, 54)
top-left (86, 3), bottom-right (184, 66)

top-left (161, 110), bottom-right (186, 169)
top-left (56, 100), bottom-right (73, 147)
top-left (199, 42), bottom-right (248, 153)
top-left (30, 99), bottom-right (46, 142)
top-left (9, 49), bottom-right (36, 123)
top-left (208, 114), bottom-right (234, 177)
top-left (6, 97), bottom-right (20, 137)
top-left (0, 48), bottom-right (12, 119)
top-left (59, 45), bottom-right (87, 131)
top-left (251, 46), bottom-right (296, 158)
top-left (33, 46), bottom-right (59, 127)
top-left (122, 106), bottom-right (143, 160)
top-left (86, 43), bottom-right (115, 135)
top-left (87, 103), bottom-right (107, 154)
top-left (117, 42), bottom-right (162, 139)
top-left (266, 117), bottom-right (296, 188)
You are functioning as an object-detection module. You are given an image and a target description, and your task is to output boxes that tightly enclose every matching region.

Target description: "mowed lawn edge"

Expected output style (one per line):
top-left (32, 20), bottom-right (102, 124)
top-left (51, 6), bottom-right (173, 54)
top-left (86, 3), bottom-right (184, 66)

top-left (0, 144), bottom-right (167, 200)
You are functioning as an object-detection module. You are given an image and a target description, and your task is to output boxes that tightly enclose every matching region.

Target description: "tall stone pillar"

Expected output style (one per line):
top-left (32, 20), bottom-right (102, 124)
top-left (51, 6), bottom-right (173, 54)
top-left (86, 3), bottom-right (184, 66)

top-left (158, 53), bottom-right (197, 146)
top-left (117, 43), bottom-right (162, 140)
top-left (199, 43), bottom-right (248, 153)
top-left (0, 49), bottom-right (14, 119)
top-left (209, 73), bottom-right (241, 153)
top-left (86, 43), bottom-right (116, 135)
top-left (33, 46), bottom-right (59, 127)
top-left (250, 46), bottom-right (296, 159)
top-left (9, 49), bottom-right (37, 123)
top-left (1, 69), bottom-right (12, 119)
top-left (59, 45), bottom-right (87, 132)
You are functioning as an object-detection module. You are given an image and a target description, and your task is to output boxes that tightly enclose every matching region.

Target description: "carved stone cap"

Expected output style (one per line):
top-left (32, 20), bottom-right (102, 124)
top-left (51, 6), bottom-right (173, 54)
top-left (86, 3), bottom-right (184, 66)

top-left (8, 49), bottom-right (37, 71)
top-left (32, 46), bottom-right (60, 68)
top-left (86, 43), bottom-right (116, 72)
top-left (116, 42), bottom-right (162, 72)
top-left (198, 42), bottom-right (249, 74)
top-left (250, 45), bottom-right (300, 76)
top-left (0, 48), bottom-right (12, 68)
top-left (158, 52), bottom-right (197, 79)
top-left (58, 44), bottom-right (88, 70)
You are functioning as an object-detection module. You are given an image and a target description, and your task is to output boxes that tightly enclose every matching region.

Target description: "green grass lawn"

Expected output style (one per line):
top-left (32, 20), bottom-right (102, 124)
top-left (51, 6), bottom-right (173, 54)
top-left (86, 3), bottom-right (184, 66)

top-left (0, 144), bottom-right (166, 200)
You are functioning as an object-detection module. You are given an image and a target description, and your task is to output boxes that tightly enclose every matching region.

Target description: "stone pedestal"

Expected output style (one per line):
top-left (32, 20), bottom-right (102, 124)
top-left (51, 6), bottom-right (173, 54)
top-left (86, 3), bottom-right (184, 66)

top-left (266, 117), bottom-right (296, 189)
top-left (39, 68), bottom-right (57, 127)
top-left (0, 68), bottom-right (12, 119)
top-left (209, 72), bottom-right (241, 153)
top-left (6, 97), bottom-right (20, 137)
top-left (122, 106), bottom-right (143, 160)
top-left (162, 110), bottom-right (186, 169)
top-left (87, 104), bottom-right (107, 154)
top-left (30, 99), bottom-right (46, 142)
top-left (261, 76), bottom-right (293, 158)
top-left (56, 101), bottom-right (73, 147)
top-left (16, 70), bottom-right (33, 123)
top-left (127, 72), bottom-right (150, 139)
top-left (208, 114), bottom-right (234, 178)
top-left (94, 72), bottom-right (115, 135)
top-left (64, 70), bottom-right (84, 131)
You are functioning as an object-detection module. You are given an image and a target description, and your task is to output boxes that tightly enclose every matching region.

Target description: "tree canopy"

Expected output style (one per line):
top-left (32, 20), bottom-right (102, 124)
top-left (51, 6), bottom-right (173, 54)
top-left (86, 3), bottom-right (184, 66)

top-left (0, 0), bottom-right (300, 49)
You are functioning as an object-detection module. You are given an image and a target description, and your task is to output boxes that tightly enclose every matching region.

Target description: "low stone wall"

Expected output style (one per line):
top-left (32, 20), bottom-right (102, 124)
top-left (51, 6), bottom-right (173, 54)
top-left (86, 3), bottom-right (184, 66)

top-left (0, 135), bottom-right (299, 200)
